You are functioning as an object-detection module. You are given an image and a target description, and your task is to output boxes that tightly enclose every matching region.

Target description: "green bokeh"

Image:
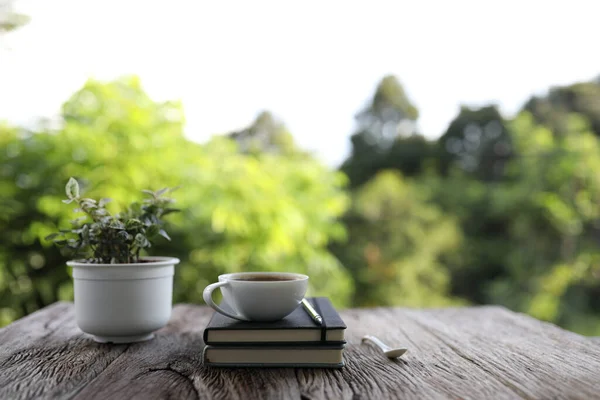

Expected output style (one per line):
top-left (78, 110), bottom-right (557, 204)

top-left (2, 75), bottom-right (600, 337)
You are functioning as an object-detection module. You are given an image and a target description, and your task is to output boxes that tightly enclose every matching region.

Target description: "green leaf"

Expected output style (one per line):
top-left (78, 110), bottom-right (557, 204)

top-left (161, 208), bottom-right (180, 216)
top-left (92, 208), bottom-right (107, 216)
top-left (126, 219), bottom-right (143, 229)
top-left (158, 229), bottom-right (171, 241)
top-left (146, 225), bottom-right (160, 237)
top-left (141, 190), bottom-right (156, 197)
top-left (135, 233), bottom-right (150, 247)
top-left (80, 201), bottom-right (97, 209)
top-left (109, 220), bottom-right (125, 229)
top-left (156, 188), bottom-right (169, 196)
top-left (99, 198), bottom-right (112, 207)
top-left (65, 177), bottom-right (79, 199)
top-left (70, 216), bottom-right (87, 226)
top-left (44, 233), bottom-right (59, 241)
top-left (118, 231), bottom-right (132, 241)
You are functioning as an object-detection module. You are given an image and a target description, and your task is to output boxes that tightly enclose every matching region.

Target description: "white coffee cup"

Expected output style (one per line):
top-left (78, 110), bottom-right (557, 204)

top-left (202, 272), bottom-right (308, 322)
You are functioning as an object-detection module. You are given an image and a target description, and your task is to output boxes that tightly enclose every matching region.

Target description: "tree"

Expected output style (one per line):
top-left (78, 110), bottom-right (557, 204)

top-left (523, 80), bottom-right (600, 138)
top-left (0, 76), bottom-right (353, 326)
top-left (341, 75), bottom-right (432, 187)
top-left (386, 135), bottom-right (436, 176)
top-left (430, 112), bottom-right (600, 335)
top-left (331, 170), bottom-right (464, 307)
top-left (354, 75), bottom-right (419, 147)
top-left (424, 171), bottom-right (513, 304)
top-left (227, 111), bottom-right (299, 156)
top-left (491, 112), bottom-right (600, 334)
top-left (437, 105), bottom-right (513, 181)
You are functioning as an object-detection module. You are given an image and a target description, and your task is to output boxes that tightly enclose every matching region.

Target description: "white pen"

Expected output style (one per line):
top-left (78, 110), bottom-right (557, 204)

top-left (301, 298), bottom-right (323, 325)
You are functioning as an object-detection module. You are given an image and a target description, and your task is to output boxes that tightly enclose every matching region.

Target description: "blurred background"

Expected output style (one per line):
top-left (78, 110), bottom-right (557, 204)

top-left (1, 0), bottom-right (600, 335)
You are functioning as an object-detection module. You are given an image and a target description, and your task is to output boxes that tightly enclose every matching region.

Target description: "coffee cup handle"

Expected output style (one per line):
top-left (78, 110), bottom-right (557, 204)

top-left (202, 281), bottom-right (250, 321)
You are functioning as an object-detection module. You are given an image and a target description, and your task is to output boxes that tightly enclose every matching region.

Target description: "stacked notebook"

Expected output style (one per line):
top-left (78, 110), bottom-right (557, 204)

top-left (202, 297), bottom-right (346, 368)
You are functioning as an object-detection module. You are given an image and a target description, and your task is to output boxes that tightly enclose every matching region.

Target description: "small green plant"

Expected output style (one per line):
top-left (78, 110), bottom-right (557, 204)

top-left (46, 177), bottom-right (179, 263)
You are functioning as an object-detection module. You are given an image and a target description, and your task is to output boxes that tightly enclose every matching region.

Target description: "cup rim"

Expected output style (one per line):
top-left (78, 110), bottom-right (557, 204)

top-left (219, 271), bottom-right (308, 283)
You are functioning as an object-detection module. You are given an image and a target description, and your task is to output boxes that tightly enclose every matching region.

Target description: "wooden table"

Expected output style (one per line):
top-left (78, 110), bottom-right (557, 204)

top-left (1, 303), bottom-right (599, 400)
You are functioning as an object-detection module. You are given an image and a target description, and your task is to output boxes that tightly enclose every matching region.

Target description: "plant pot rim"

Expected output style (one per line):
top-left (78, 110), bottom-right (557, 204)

top-left (67, 256), bottom-right (180, 268)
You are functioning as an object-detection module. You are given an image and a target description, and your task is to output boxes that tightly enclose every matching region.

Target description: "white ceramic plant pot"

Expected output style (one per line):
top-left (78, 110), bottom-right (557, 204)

top-left (67, 256), bottom-right (180, 344)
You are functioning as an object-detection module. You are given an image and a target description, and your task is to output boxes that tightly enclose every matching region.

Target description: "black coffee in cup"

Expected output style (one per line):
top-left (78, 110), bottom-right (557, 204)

top-left (231, 275), bottom-right (299, 282)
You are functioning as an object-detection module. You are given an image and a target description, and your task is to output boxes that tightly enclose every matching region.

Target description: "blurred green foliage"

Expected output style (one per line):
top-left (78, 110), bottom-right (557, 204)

top-left (2, 74), bottom-right (600, 336)
top-left (331, 170), bottom-right (464, 308)
top-left (340, 75), bottom-right (600, 336)
top-left (0, 77), bottom-right (352, 326)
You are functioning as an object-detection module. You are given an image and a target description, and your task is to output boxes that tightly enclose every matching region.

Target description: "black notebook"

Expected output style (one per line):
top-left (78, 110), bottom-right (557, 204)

top-left (203, 297), bottom-right (346, 345)
top-left (203, 344), bottom-right (345, 368)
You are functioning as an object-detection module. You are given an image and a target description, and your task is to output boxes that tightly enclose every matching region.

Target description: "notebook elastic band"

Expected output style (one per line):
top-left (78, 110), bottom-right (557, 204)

top-left (311, 298), bottom-right (327, 341)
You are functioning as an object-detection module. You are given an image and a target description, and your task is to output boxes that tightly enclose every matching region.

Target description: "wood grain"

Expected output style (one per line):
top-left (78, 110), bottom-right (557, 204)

top-left (1, 302), bottom-right (599, 400)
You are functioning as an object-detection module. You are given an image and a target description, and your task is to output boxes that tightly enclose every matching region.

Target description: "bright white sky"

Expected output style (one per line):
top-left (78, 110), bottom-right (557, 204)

top-left (1, 0), bottom-right (599, 166)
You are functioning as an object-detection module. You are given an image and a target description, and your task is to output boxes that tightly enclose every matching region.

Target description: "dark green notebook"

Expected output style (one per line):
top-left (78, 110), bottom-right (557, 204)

top-left (203, 297), bottom-right (346, 345)
top-left (202, 344), bottom-right (345, 368)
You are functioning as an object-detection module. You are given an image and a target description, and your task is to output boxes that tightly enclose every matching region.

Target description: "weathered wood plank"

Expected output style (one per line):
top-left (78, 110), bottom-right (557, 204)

top-left (0, 302), bottom-right (130, 399)
top-left (1, 303), bottom-right (599, 400)
top-left (72, 305), bottom-right (302, 400)
top-left (0, 302), bottom-right (72, 358)
top-left (405, 306), bottom-right (600, 399)
top-left (338, 308), bottom-right (529, 400)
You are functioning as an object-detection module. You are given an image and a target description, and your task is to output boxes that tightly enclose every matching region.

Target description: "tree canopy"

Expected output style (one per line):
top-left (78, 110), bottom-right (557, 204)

top-left (0, 77), bottom-right (352, 325)
top-left (2, 73), bottom-right (600, 336)
top-left (341, 75), bottom-right (432, 188)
